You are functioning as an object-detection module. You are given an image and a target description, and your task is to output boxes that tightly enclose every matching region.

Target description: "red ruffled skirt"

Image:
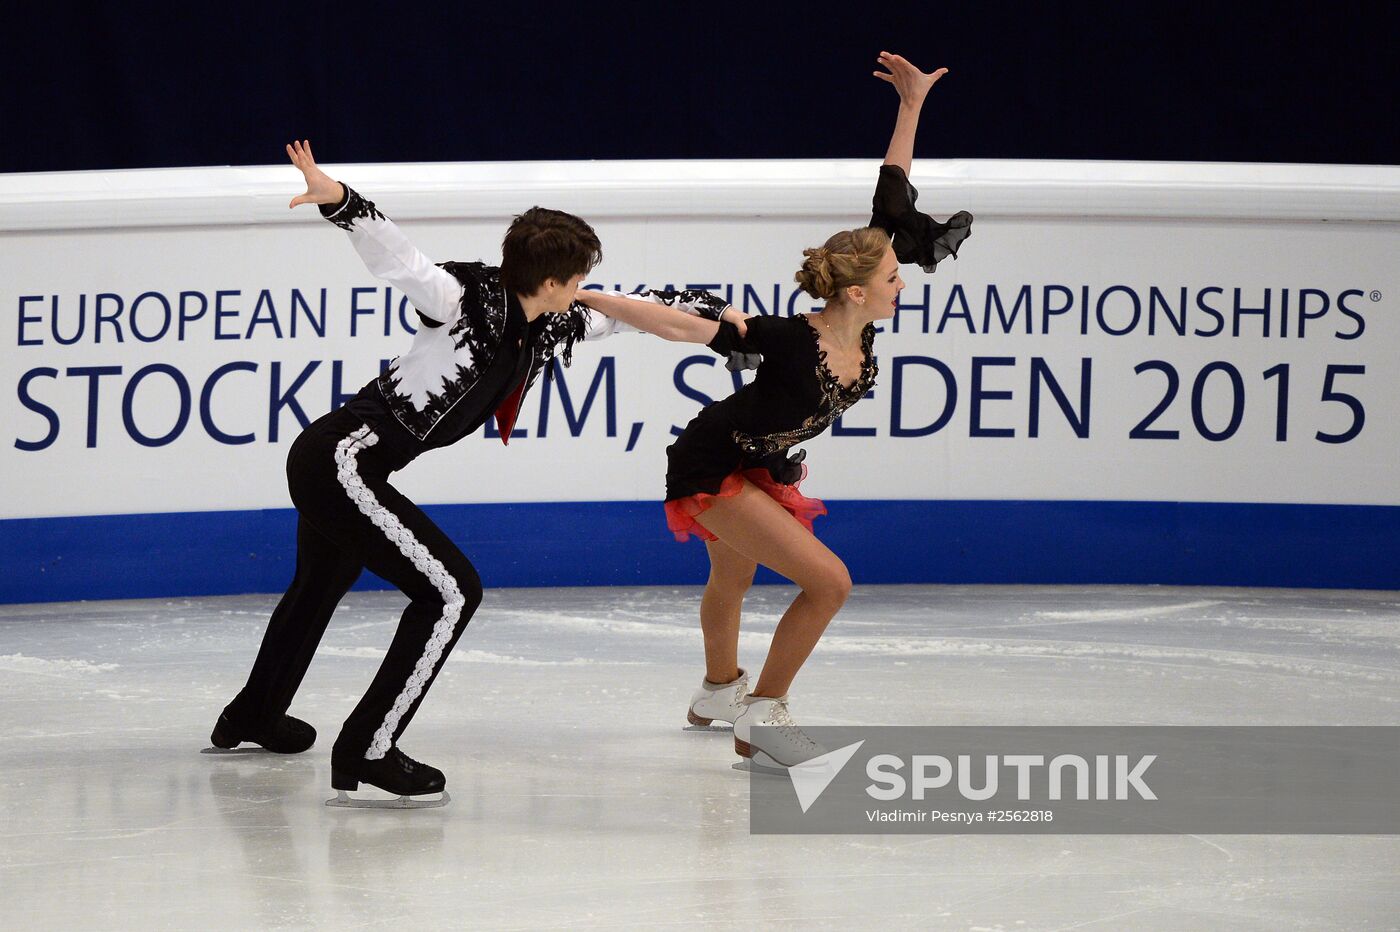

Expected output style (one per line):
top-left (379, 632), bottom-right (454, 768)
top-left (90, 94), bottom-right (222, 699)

top-left (664, 464), bottom-right (827, 543)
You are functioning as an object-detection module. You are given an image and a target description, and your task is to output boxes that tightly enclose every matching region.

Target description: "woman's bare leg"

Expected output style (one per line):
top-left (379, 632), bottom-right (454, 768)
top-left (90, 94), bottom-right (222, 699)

top-left (694, 480), bottom-right (851, 698)
top-left (700, 538), bottom-right (757, 684)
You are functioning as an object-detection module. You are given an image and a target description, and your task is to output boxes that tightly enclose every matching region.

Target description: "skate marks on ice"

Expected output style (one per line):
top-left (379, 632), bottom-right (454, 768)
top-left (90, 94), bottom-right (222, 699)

top-left (320, 585), bottom-right (1400, 692)
top-left (2, 587), bottom-right (1399, 928)
top-left (320, 644), bottom-right (601, 666)
top-left (492, 586), bottom-right (1400, 688)
top-left (0, 653), bottom-right (119, 677)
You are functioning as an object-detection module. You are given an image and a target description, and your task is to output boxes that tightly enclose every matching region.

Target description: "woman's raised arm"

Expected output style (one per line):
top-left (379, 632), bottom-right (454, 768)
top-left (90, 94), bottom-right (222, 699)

top-left (873, 51), bottom-right (948, 176)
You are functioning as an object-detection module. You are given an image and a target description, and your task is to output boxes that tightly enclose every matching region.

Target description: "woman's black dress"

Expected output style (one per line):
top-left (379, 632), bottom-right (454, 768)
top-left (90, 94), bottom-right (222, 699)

top-left (662, 164), bottom-right (972, 542)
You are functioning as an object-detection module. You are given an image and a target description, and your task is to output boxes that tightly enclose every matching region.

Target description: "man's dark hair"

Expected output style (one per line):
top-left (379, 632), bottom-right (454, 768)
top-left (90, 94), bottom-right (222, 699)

top-left (500, 207), bottom-right (602, 297)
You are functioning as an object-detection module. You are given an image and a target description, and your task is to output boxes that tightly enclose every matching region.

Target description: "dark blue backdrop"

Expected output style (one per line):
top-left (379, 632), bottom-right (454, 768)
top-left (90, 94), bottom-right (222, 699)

top-left (2, 3), bottom-right (1396, 173)
top-left (3, 3), bottom-right (1398, 601)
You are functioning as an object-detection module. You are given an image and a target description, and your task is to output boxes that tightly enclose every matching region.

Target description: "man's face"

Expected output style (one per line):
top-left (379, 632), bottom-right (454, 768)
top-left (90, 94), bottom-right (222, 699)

top-left (547, 272), bottom-right (587, 312)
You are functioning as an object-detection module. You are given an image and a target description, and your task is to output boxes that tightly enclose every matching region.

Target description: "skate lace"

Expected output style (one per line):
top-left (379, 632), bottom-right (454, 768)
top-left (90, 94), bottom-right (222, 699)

top-left (768, 700), bottom-right (819, 752)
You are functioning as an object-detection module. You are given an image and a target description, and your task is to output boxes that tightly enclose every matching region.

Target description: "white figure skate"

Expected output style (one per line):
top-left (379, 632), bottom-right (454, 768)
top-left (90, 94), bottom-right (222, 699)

top-left (684, 668), bottom-right (748, 731)
top-left (732, 695), bottom-right (826, 774)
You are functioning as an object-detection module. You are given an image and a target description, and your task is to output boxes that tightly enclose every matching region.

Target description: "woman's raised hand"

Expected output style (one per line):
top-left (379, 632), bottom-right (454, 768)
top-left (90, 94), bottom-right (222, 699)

top-left (873, 52), bottom-right (948, 107)
top-left (286, 139), bottom-right (344, 209)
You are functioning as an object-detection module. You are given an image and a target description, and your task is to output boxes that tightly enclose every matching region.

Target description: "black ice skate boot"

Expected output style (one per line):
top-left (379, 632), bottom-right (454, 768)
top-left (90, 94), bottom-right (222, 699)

top-left (327, 748), bottom-right (450, 809)
top-left (207, 710), bottom-right (317, 754)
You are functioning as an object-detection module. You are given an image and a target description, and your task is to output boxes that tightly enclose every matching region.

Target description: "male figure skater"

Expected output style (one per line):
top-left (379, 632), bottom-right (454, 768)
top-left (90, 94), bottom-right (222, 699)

top-left (210, 141), bottom-right (739, 807)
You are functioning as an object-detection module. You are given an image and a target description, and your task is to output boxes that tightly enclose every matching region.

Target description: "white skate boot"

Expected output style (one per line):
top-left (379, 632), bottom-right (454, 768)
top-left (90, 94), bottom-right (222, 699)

top-left (733, 695), bottom-right (826, 773)
top-left (685, 668), bottom-right (748, 731)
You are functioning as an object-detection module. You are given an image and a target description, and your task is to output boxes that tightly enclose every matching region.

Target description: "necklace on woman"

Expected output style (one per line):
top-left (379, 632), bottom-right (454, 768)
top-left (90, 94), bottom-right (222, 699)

top-left (818, 313), bottom-right (857, 351)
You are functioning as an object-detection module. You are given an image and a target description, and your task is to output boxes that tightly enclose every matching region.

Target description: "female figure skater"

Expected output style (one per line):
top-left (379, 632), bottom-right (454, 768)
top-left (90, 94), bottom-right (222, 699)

top-left (575, 52), bottom-right (971, 770)
top-left (211, 143), bottom-right (740, 806)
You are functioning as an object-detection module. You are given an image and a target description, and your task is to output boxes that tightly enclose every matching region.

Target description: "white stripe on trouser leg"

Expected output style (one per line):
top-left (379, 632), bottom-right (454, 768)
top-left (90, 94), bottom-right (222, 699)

top-left (334, 426), bottom-right (466, 760)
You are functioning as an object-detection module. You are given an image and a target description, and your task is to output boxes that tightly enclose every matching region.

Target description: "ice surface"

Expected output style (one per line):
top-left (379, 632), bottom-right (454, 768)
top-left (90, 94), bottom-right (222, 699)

top-left (2, 584), bottom-right (1397, 930)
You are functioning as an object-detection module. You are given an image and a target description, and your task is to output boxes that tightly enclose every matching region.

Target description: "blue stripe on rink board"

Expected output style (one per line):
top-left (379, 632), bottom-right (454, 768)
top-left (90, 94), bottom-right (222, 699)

top-left (2, 500), bottom-right (1398, 604)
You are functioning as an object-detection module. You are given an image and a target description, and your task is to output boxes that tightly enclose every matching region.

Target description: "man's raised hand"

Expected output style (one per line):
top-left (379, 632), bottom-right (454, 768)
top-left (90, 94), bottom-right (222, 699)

top-left (286, 139), bottom-right (344, 209)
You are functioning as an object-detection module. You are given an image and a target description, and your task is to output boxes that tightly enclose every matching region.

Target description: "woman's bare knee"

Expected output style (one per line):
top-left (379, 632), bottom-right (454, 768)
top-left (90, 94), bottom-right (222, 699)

top-left (803, 562), bottom-right (852, 611)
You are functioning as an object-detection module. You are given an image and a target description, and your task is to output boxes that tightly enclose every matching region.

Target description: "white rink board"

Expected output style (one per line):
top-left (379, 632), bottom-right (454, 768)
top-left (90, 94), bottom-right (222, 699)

top-left (2, 160), bottom-right (1397, 520)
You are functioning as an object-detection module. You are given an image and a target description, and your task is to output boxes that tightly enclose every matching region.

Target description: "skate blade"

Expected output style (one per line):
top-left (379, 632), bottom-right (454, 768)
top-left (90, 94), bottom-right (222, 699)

top-left (325, 789), bottom-right (451, 810)
top-left (732, 748), bottom-right (809, 776)
top-left (682, 722), bottom-right (733, 733)
top-left (200, 746), bottom-right (270, 755)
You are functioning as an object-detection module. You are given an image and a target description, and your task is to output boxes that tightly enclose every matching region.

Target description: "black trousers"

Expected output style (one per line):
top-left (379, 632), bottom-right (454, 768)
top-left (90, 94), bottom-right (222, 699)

top-left (226, 406), bottom-right (483, 762)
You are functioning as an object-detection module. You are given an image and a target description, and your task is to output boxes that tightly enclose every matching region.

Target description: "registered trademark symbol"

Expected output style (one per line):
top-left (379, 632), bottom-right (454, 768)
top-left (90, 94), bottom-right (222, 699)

top-left (1370, 290), bottom-right (1382, 302)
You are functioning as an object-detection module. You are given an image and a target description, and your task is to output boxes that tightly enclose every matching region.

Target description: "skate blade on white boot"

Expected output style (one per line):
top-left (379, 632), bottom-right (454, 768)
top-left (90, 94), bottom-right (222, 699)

top-left (682, 708), bottom-right (733, 733)
top-left (325, 789), bottom-right (451, 810)
top-left (733, 735), bottom-right (790, 775)
top-left (731, 746), bottom-right (793, 776)
top-left (733, 745), bottom-right (845, 778)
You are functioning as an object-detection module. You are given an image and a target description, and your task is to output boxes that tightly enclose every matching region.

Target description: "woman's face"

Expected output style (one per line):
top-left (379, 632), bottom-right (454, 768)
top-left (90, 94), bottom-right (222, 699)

top-left (856, 245), bottom-right (904, 320)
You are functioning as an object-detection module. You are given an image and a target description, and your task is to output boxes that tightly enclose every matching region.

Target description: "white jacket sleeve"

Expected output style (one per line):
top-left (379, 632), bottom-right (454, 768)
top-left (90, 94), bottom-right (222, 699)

top-left (321, 186), bottom-right (462, 326)
top-left (578, 288), bottom-right (730, 341)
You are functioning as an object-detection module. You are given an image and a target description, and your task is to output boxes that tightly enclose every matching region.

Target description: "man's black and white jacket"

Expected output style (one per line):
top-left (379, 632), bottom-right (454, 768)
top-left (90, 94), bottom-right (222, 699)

top-left (320, 186), bottom-right (728, 461)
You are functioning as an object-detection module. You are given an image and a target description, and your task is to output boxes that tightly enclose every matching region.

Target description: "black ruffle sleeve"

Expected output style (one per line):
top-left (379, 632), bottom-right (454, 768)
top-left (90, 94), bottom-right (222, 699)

top-left (706, 320), bottom-right (763, 372)
top-left (869, 164), bottom-right (973, 273)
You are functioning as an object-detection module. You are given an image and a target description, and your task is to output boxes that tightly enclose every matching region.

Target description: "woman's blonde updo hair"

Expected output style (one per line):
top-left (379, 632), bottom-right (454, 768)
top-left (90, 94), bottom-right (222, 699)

top-left (794, 227), bottom-right (890, 300)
